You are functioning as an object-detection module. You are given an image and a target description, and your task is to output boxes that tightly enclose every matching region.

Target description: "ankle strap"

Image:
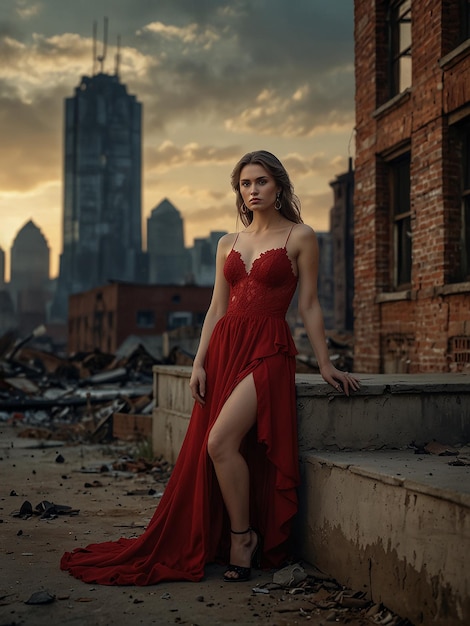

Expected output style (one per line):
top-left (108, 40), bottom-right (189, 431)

top-left (230, 527), bottom-right (251, 534)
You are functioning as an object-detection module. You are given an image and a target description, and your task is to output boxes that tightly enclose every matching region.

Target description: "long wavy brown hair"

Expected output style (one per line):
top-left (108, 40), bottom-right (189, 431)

top-left (230, 150), bottom-right (303, 227)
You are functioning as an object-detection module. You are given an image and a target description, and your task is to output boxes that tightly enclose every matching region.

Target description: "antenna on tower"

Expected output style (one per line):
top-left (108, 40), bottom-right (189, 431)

top-left (97, 16), bottom-right (108, 74)
top-left (114, 34), bottom-right (121, 78)
top-left (92, 20), bottom-right (97, 75)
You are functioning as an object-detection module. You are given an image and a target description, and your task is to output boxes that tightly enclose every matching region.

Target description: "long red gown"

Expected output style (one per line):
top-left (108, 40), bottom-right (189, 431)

top-left (60, 237), bottom-right (300, 585)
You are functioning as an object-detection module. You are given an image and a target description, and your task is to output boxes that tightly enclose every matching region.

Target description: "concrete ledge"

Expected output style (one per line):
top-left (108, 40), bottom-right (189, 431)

top-left (297, 450), bottom-right (470, 626)
top-left (296, 373), bottom-right (470, 450)
top-left (152, 368), bottom-right (470, 457)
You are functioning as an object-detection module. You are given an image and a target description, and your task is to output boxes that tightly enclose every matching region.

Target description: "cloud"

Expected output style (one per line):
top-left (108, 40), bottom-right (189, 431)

top-left (0, 31), bottom-right (151, 100)
top-left (145, 141), bottom-right (242, 172)
top-left (1, 1), bottom-right (355, 137)
top-left (224, 66), bottom-right (355, 137)
top-left (15, 1), bottom-right (42, 20)
top-left (140, 21), bottom-right (220, 50)
top-left (124, 0), bottom-right (355, 136)
top-left (283, 152), bottom-right (349, 178)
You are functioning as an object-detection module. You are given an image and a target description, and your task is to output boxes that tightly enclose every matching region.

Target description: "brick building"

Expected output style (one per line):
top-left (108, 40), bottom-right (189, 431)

top-left (68, 283), bottom-right (212, 354)
top-left (354, 0), bottom-right (470, 373)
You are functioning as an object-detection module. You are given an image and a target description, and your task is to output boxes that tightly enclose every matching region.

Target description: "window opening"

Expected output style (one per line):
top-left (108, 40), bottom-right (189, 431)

top-left (390, 153), bottom-right (412, 288)
top-left (389, 0), bottom-right (412, 96)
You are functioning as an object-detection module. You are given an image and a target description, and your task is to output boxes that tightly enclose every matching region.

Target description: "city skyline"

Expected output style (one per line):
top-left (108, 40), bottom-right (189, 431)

top-left (0, 0), bottom-right (355, 280)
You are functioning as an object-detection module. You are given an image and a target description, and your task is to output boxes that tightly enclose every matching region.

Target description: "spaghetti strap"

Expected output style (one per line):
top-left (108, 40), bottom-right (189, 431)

top-left (284, 224), bottom-right (295, 247)
top-left (231, 232), bottom-right (240, 250)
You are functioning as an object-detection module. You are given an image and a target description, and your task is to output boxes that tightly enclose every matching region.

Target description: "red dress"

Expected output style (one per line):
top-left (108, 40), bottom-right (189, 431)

top-left (60, 237), bottom-right (300, 585)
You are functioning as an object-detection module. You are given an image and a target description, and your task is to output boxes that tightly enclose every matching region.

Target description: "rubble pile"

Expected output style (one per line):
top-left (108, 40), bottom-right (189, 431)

top-left (0, 327), bottom-right (159, 444)
top-left (250, 563), bottom-right (414, 625)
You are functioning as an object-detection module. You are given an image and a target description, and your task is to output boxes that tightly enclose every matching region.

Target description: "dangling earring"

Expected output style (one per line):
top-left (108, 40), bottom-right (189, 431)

top-left (275, 193), bottom-right (282, 211)
top-left (241, 202), bottom-right (248, 214)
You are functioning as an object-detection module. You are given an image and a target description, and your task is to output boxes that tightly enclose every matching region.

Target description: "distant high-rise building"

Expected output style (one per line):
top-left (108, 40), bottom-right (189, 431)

top-left (147, 199), bottom-right (187, 284)
top-left (0, 246), bottom-right (5, 287)
top-left (329, 161), bottom-right (354, 331)
top-left (316, 232), bottom-right (335, 330)
top-left (52, 70), bottom-right (142, 320)
top-left (0, 245), bottom-right (15, 335)
top-left (10, 220), bottom-right (50, 333)
top-left (190, 231), bottom-right (227, 285)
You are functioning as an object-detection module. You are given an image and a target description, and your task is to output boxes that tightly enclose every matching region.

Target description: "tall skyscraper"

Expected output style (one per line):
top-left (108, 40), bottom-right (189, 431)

top-left (10, 220), bottom-right (50, 333)
top-left (147, 199), bottom-right (187, 284)
top-left (52, 69), bottom-right (142, 319)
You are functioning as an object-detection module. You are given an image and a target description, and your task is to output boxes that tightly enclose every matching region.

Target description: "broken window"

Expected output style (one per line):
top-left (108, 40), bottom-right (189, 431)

top-left (388, 0), bottom-right (412, 96)
top-left (168, 311), bottom-right (192, 330)
top-left (136, 310), bottom-right (155, 328)
top-left (389, 152), bottom-right (412, 288)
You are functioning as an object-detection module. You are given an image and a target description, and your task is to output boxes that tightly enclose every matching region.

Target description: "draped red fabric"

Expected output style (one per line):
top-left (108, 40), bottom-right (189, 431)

top-left (60, 245), bottom-right (300, 585)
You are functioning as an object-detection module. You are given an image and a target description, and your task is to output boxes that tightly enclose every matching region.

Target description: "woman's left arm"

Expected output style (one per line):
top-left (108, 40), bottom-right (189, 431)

top-left (295, 225), bottom-right (360, 396)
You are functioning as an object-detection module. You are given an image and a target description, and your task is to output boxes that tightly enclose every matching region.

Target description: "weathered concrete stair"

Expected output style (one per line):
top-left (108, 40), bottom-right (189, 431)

top-left (152, 368), bottom-right (470, 626)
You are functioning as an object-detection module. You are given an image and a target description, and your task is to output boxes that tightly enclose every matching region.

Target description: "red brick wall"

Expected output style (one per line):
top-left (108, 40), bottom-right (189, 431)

top-left (354, 0), bottom-right (470, 373)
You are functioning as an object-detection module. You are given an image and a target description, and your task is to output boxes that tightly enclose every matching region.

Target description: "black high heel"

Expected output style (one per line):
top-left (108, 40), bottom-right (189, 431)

top-left (223, 527), bottom-right (262, 582)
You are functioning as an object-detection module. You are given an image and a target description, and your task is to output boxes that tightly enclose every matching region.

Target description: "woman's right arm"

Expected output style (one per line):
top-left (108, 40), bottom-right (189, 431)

top-left (189, 235), bottom-right (232, 405)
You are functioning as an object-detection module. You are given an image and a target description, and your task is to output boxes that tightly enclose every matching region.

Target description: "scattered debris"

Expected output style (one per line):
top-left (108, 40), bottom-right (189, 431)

top-left (448, 456), bottom-right (470, 466)
top-left (424, 440), bottom-right (459, 456)
top-left (272, 562), bottom-right (307, 587)
top-left (25, 590), bottom-right (56, 605)
top-left (410, 439), bottom-right (467, 461)
top-left (249, 564), bottom-right (414, 625)
top-left (12, 500), bottom-right (79, 520)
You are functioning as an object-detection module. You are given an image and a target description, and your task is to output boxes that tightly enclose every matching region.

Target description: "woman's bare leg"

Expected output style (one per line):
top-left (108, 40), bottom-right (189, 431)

top-left (207, 374), bottom-right (258, 578)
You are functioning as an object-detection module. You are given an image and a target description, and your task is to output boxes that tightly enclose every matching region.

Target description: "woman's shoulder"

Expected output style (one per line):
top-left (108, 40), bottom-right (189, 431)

top-left (286, 224), bottom-right (318, 259)
top-left (289, 223), bottom-right (317, 244)
top-left (219, 232), bottom-right (239, 245)
top-left (216, 232), bottom-right (239, 254)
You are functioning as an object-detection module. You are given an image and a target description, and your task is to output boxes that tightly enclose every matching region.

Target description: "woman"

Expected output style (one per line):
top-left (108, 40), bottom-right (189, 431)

top-left (61, 150), bottom-right (359, 586)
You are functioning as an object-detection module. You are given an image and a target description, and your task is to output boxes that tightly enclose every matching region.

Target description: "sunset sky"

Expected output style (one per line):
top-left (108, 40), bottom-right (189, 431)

top-left (0, 0), bottom-right (355, 279)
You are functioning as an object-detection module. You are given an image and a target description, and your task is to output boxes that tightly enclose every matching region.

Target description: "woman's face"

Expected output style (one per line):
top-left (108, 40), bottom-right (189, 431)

top-left (239, 163), bottom-right (279, 213)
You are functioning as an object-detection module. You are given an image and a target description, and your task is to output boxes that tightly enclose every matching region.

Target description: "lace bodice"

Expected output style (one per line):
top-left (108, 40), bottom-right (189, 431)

top-left (224, 247), bottom-right (298, 319)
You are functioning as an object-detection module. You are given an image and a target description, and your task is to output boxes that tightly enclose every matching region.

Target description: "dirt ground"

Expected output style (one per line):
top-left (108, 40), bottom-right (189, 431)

top-left (0, 423), bottom-right (407, 626)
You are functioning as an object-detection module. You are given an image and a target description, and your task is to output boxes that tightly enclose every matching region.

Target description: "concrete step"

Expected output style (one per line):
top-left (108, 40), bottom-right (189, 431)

top-left (152, 369), bottom-right (470, 460)
top-left (296, 373), bottom-right (470, 451)
top-left (296, 449), bottom-right (470, 626)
